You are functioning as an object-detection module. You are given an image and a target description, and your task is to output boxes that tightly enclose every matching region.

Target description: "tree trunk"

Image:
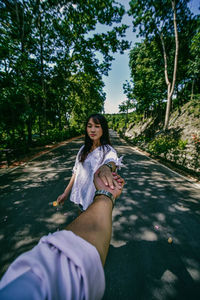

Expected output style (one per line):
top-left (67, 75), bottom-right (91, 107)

top-left (164, 84), bottom-right (171, 129)
top-left (58, 103), bottom-right (62, 131)
top-left (162, 0), bottom-right (179, 130)
top-left (25, 95), bottom-right (32, 145)
top-left (38, 9), bottom-right (47, 135)
top-left (126, 107), bottom-right (129, 125)
top-left (39, 115), bottom-right (42, 137)
top-left (190, 78), bottom-right (195, 100)
top-left (16, 1), bottom-right (32, 146)
top-left (27, 118), bottom-right (32, 145)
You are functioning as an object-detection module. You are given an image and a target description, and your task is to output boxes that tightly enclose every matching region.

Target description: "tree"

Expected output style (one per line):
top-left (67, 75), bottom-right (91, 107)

top-left (129, 40), bottom-right (166, 117)
top-left (0, 0), bottom-right (130, 151)
top-left (188, 22), bottom-right (200, 99)
top-left (0, 0), bottom-right (36, 146)
top-left (119, 81), bottom-right (135, 124)
top-left (128, 0), bottom-right (192, 129)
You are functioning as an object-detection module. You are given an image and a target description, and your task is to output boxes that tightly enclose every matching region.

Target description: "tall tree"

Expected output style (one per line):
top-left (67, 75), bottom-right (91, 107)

top-left (128, 0), bottom-right (192, 129)
top-left (0, 0), bottom-right (36, 145)
top-left (119, 80), bottom-right (135, 123)
top-left (129, 40), bottom-right (166, 117)
top-left (188, 21), bottom-right (200, 99)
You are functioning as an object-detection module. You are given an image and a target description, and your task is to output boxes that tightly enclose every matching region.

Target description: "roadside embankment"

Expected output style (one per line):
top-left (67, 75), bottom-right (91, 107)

top-left (112, 100), bottom-right (200, 181)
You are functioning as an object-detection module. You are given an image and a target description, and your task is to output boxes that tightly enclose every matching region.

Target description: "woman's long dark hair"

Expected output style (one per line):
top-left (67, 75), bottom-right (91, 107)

top-left (79, 113), bottom-right (111, 163)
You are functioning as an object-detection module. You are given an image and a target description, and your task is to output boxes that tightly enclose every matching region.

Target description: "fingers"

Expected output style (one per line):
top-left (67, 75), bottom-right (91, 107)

top-left (100, 175), bottom-right (110, 188)
top-left (93, 171), bottom-right (104, 190)
top-left (113, 174), bottom-right (125, 185)
top-left (98, 169), bottom-right (114, 189)
top-left (103, 175), bottom-right (114, 190)
top-left (57, 194), bottom-right (64, 205)
top-left (94, 169), bottom-right (125, 195)
top-left (99, 171), bottom-right (123, 190)
top-left (113, 173), bottom-right (125, 190)
top-left (112, 172), bottom-right (124, 189)
top-left (113, 178), bottom-right (122, 190)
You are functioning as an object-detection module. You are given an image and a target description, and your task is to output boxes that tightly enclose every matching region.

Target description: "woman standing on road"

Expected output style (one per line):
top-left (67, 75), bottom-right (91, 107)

top-left (57, 113), bottom-right (123, 212)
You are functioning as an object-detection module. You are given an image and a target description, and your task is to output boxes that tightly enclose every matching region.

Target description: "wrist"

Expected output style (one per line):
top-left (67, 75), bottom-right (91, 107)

top-left (94, 190), bottom-right (115, 208)
top-left (93, 194), bottom-right (113, 210)
top-left (104, 162), bottom-right (116, 172)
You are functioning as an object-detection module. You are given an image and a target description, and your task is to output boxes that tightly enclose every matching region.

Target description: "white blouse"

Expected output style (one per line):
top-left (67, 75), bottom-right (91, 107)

top-left (70, 145), bottom-right (123, 210)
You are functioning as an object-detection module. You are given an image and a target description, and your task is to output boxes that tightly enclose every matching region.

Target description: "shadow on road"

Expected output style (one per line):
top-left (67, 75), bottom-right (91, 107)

top-left (103, 132), bottom-right (200, 299)
top-left (0, 139), bottom-right (83, 277)
top-left (0, 132), bottom-right (200, 299)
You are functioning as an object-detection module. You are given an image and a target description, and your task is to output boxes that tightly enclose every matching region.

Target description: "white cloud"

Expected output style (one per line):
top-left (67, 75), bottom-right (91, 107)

top-left (104, 93), bottom-right (127, 114)
top-left (104, 100), bottom-right (119, 114)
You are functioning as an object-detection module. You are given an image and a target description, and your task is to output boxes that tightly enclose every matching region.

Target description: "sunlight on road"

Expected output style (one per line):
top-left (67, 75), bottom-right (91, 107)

top-left (1, 133), bottom-right (200, 299)
top-left (14, 236), bottom-right (39, 250)
top-left (44, 212), bottom-right (66, 225)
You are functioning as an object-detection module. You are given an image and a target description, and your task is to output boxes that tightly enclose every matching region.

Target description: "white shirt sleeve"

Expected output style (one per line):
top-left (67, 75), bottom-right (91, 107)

top-left (0, 231), bottom-right (105, 300)
top-left (102, 146), bottom-right (124, 169)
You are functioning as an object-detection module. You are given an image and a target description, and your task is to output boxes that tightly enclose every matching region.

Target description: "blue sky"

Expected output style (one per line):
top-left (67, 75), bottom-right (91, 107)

top-left (100, 0), bottom-right (200, 114)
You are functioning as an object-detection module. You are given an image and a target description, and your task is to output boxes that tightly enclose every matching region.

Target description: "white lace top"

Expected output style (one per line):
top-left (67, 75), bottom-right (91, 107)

top-left (70, 145), bottom-right (123, 210)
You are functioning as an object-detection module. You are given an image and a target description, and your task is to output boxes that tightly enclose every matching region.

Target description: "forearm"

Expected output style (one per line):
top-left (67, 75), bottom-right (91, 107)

top-left (65, 195), bottom-right (113, 266)
top-left (64, 174), bottom-right (75, 195)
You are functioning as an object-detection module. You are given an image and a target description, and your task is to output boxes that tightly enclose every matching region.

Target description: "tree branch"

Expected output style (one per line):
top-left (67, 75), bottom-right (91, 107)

top-left (160, 32), bottom-right (170, 88)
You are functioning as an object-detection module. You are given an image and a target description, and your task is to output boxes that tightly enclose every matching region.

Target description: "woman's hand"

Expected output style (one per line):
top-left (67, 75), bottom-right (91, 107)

top-left (57, 192), bottom-right (68, 205)
top-left (94, 170), bottom-right (125, 199)
top-left (56, 174), bottom-right (75, 205)
top-left (98, 165), bottom-right (122, 190)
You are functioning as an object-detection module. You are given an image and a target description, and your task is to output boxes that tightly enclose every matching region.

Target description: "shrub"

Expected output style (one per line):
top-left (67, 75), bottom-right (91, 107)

top-left (32, 127), bottom-right (81, 147)
top-left (131, 135), bottom-right (150, 146)
top-left (191, 133), bottom-right (200, 170)
top-left (147, 135), bottom-right (187, 159)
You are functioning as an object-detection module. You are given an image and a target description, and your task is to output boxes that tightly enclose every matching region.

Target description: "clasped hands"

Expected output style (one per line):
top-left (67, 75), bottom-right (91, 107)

top-left (57, 164), bottom-right (125, 206)
top-left (94, 167), bottom-right (125, 200)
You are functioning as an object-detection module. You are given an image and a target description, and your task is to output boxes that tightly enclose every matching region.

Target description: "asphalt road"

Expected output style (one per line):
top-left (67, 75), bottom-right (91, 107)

top-left (0, 131), bottom-right (200, 300)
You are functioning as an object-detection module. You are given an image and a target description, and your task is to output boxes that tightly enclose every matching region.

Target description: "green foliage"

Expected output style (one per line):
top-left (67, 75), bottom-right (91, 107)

top-left (106, 111), bottom-right (144, 133)
top-left (128, 40), bottom-right (166, 115)
top-left (188, 95), bottom-right (200, 117)
top-left (147, 135), bottom-right (187, 158)
top-left (131, 135), bottom-right (150, 146)
top-left (124, 0), bottom-right (199, 125)
top-left (32, 128), bottom-right (80, 146)
top-left (188, 25), bottom-right (200, 89)
top-left (106, 113), bottom-right (129, 132)
top-left (191, 133), bottom-right (200, 170)
top-left (0, 127), bottom-right (80, 150)
top-left (0, 0), bottom-right (129, 158)
top-left (177, 139), bottom-right (188, 151)
top-left (118, 80), bottom-right (136, 124)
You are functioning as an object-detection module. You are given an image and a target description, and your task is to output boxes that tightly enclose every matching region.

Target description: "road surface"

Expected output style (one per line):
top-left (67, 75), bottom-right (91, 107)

top-left (0, 131), bottom-right (200, 299)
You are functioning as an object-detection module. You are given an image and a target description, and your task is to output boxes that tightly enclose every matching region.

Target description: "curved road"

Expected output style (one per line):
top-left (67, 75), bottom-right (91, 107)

top-left (0, 131), bottom-right (200, 299)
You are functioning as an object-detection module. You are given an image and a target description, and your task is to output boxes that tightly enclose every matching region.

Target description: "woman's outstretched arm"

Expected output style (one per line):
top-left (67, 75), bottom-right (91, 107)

top-left (57, 173), bottom-right (75, 205)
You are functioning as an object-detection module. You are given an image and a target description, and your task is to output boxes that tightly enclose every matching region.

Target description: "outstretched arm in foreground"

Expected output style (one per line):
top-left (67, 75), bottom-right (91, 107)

top-left (66, 171), bottom-right (124, 266)
top-left (0, 171), bottom-right (124, 300)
